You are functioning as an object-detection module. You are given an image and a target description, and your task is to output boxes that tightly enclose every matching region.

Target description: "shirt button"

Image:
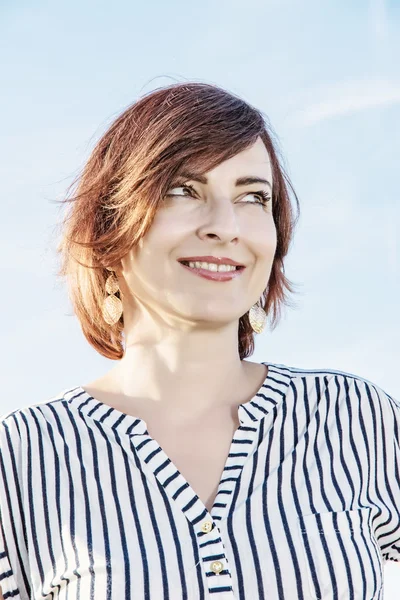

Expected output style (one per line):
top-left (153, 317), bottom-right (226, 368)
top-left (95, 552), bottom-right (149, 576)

top-left (210, 560), bottom-right (224, 574)
top-left (201, 520), bottom-right (213, 533)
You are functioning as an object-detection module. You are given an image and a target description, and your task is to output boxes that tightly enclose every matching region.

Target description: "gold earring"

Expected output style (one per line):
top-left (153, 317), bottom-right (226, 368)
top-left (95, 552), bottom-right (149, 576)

top-left (249, 301), bottom-right (267, 334)
top-left (102, 269), bottom-right (123, 325)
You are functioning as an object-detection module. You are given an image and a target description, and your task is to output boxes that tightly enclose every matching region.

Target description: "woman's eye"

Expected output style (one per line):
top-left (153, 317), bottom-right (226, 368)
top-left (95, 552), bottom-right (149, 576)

top-left (166, 184), bottom-right (197, 197)
top-left (245, 192), bottom-right (271, 206)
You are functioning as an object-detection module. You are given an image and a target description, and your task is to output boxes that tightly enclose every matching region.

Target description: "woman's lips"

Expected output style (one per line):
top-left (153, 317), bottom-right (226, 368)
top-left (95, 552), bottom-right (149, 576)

top-left (178, 262), bottom-right (246, 282)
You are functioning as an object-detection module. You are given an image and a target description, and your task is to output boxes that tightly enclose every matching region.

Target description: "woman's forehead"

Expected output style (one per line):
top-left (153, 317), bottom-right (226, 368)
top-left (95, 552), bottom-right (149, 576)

top-left (177, 139), bottom-right (272, 184)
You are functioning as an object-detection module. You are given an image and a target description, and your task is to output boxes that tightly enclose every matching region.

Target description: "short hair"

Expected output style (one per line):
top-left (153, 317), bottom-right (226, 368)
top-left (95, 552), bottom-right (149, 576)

top-left (55, 81), bottom-right (300, 360)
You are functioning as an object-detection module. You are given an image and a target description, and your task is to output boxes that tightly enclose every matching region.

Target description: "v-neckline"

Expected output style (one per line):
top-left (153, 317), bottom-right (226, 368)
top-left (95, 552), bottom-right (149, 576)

top-left (64, 362), bottom-right (292, 524)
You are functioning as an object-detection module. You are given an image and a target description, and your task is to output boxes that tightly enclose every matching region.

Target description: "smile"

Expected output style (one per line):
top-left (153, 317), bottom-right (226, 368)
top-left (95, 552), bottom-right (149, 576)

top-left (178, 261), bottom-right (246, 282)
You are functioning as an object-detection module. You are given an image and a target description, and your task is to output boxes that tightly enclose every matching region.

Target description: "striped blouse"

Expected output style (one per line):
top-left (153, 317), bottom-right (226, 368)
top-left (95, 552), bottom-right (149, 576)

top-left (0, 361), bottom-right (399, 600)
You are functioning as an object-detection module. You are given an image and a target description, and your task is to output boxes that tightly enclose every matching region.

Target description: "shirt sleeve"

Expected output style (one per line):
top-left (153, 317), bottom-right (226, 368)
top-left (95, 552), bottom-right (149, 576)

top-left (373, 383), bottom-right (400, 563)
top-left (0, 413), bottom-right (31, 600)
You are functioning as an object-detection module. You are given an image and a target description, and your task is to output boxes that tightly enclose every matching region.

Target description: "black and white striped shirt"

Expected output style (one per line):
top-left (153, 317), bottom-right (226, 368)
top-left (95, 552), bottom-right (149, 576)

top-left (0, 362), bottom-right (399, 600)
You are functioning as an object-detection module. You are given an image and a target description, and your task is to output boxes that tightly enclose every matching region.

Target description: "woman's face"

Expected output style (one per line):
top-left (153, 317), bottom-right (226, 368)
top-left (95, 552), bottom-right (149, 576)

top-left (117, 136), bottom-right (277, 331)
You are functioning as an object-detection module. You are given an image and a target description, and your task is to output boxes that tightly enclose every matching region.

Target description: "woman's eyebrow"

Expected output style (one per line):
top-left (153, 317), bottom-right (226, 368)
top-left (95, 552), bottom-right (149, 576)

top-left (176, 171), bottom-right (272, 189)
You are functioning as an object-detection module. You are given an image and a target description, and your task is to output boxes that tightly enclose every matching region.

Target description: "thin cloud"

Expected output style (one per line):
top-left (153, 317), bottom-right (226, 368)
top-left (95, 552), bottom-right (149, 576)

top-left (289, 78), bottom-right (400, 127)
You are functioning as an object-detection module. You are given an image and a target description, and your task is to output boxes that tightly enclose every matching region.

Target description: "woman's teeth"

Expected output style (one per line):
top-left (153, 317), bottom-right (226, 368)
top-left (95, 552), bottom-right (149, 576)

top-left (182, 261), bottom-right (238, 272)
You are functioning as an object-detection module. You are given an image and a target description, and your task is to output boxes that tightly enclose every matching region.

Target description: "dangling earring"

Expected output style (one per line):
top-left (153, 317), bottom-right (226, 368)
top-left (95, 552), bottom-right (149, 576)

top-left (249, 301), bottom-right (267, 334)
top-left (102, 268), bottom-right (123, 325)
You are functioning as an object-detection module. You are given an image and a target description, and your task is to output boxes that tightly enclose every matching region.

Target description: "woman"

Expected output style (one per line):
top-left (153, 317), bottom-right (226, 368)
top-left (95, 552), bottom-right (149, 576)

top-left (0, 82), bottom-right (398, 600)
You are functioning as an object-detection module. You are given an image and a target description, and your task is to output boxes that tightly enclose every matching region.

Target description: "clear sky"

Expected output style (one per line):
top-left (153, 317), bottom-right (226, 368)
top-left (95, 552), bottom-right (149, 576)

top-left (1, 0), bottom-right (400, 589)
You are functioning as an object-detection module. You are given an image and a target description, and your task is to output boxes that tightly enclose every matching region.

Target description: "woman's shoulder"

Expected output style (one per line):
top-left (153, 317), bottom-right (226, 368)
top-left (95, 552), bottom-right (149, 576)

top-left (0, 386), bottom-right (78, 429)
top-left (271, 361), bottom-right (397, 406)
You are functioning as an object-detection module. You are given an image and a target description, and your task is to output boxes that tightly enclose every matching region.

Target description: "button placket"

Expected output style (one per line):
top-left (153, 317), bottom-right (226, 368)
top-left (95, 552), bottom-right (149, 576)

top-left (196, 519), bottom-right (234, 594)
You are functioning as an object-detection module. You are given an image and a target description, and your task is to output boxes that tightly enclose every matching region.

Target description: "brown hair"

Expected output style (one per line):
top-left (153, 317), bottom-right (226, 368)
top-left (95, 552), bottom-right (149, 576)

top-left (55, 81), bottom-right (301, 361)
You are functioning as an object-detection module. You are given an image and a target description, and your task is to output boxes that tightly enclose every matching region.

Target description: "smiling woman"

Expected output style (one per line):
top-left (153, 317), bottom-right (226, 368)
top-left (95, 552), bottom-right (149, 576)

top-left (0, 82), bottom-right (398, 600)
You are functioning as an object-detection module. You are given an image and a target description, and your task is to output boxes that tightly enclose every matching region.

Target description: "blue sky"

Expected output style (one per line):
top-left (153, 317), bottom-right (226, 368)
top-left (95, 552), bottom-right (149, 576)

top-left (1, 0), bottom-right (400, 589)
top-left (1, 0), bottom-right (399, 403)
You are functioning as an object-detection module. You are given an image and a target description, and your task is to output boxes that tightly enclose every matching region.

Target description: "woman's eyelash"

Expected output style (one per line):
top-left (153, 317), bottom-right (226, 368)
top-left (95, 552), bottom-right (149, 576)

top-left (167, 183), bottom-right (271, 206)
top-left (253, 190), bottom-right (272, 205)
